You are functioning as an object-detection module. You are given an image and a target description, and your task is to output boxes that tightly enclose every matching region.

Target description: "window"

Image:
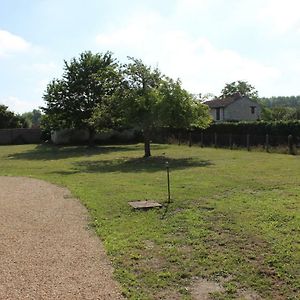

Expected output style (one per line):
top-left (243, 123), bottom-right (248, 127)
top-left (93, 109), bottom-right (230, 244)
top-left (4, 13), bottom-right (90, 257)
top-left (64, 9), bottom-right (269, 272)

top-left (250, 106), bottom-right (256, 114)
top-left (216, 108), bottom-right (220, 120)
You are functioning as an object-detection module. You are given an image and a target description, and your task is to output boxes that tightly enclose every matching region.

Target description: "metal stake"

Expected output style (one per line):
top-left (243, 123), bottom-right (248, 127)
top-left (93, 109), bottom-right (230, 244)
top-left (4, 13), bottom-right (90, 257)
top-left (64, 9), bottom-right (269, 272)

top-left (166, 161), bottom-right (171, 203)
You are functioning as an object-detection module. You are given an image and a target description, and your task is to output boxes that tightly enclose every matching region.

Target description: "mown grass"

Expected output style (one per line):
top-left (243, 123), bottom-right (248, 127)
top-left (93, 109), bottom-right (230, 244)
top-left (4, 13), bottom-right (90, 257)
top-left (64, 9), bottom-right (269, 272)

top-left (0, 144), bottom-right (299, 299)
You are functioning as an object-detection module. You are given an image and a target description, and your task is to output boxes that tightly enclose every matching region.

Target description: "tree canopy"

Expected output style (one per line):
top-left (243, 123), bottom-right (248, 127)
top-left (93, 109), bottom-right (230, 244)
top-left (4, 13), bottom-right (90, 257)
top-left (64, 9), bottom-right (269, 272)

top-left (220, 80), bottom-right (258, 100)
top-left (42, 51), bottom-right (121, 144)
top-left (42, 52), bottom-right (211, 155)
top-left (120, 58), bottom-right (211, 157)
top-left (259, 95), bottom-right (300, 108)
top-left (22, 109), bottom-right (42, 128)
top-left (0, 105), bottom-right (28, 129)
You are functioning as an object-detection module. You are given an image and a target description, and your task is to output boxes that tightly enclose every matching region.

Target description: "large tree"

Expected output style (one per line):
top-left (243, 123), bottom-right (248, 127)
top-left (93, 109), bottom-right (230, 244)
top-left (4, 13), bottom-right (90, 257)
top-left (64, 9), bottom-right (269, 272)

top-left (220, 80), bottom-right (258, 100)
top-left (120, 58), bottom-right (211, 157)
top-left (42, 51), bottom-right (121, 144)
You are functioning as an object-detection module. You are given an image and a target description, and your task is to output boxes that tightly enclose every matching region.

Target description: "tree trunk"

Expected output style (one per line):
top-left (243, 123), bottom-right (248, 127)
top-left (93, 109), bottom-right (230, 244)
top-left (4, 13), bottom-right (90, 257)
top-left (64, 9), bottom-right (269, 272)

top-left (88, 127), bottom-right (95, 147)
top-left (144, 130), bottom-right (151, 157)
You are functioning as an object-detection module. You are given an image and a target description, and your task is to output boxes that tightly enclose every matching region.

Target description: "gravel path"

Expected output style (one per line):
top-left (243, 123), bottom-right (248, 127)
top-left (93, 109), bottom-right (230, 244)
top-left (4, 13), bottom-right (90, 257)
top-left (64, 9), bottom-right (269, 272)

top-left (0, 176), bottom-right (124, 300)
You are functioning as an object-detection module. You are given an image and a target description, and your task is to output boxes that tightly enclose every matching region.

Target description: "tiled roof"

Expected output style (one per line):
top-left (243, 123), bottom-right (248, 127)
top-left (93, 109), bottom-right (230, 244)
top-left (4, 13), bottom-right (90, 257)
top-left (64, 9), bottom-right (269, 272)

top-left (205, 93), bottom-right (242, 108)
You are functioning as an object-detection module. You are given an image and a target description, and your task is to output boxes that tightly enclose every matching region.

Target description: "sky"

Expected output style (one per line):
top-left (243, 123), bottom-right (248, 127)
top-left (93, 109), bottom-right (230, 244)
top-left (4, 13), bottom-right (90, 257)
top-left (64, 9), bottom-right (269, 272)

top-left (1, 0), bottom-right (300, 113)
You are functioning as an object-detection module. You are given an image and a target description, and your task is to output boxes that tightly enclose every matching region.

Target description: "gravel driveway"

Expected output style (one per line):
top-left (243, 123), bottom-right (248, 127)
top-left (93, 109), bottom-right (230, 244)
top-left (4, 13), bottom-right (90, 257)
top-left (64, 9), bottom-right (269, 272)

top-left (0, 176), bottom-right (123, 300)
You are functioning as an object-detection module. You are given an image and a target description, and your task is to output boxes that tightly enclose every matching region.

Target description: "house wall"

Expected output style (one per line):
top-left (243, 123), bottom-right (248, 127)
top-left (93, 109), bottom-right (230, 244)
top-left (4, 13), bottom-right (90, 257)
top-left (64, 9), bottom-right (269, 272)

top-left (224, 97), bottom-right (261, 121)
top-left (210, 107), bottom-right (225, 121)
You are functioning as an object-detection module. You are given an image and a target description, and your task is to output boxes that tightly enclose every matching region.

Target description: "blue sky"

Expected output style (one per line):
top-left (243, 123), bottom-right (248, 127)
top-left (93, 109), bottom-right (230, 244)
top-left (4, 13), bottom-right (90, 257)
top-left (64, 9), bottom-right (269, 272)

top-left (1, 0), bottom-right (300, 113)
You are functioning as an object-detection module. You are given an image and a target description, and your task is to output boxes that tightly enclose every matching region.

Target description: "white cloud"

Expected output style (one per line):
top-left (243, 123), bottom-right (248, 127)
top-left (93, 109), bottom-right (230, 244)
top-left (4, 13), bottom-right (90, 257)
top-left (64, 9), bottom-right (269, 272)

top-left (257, 0), bottom-right (300, 34)
top-left (0, 30), bottom-right (31, 57)
top-left (34, 79), bottom-right (50, 96)
top-left (0, 96), bottom-right (37, 113)
top-left (95, 12), bottom-right (280, 96)
top-left (31, 62), bottom-right (59, 73)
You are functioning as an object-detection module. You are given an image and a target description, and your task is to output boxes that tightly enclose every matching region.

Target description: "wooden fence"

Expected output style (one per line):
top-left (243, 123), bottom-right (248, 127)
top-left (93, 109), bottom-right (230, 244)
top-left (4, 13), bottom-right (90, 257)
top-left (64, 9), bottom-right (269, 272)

top-left (0, 128), bottom-right (42, 145)
top-left (152, 130), bottom-right (300, 155)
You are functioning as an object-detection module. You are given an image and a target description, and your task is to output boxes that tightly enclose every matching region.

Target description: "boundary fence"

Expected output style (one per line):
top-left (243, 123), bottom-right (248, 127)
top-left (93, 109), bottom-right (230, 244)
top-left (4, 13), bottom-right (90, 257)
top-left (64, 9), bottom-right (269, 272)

top-left (0, 128), bottom-right (42, 145)
top-left (151, 129), bottom-right (300, 155)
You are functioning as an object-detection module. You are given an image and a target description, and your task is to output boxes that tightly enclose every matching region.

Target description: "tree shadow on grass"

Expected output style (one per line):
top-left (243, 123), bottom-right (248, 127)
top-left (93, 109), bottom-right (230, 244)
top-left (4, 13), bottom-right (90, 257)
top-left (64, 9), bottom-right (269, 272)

top-left (7, 144), bottom-right (168, 161)
top-left (65, 156), bottom-right (213, 174)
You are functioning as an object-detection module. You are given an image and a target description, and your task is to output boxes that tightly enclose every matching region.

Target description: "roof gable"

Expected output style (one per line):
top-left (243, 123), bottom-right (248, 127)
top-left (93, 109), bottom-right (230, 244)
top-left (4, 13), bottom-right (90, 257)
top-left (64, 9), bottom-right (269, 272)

top-left (204, 93), bottom-right (242, 108)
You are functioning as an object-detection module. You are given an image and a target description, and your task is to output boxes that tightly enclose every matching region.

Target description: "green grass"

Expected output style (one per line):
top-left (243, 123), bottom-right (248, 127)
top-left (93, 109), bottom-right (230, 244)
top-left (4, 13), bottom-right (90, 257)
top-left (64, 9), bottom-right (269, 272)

top-left (0, 143), bottom-right (299, 299)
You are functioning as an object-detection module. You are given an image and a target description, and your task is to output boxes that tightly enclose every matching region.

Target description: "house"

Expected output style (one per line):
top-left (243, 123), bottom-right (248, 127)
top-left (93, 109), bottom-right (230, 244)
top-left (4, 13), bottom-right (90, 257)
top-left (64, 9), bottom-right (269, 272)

top-left (205, 93), bottom-right (261, 122)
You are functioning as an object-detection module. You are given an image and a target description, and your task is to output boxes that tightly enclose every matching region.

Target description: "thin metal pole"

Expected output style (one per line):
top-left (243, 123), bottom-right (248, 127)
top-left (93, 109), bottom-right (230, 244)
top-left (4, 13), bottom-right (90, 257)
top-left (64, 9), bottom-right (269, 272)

top-left (166, 161), bottom-right (171, 203)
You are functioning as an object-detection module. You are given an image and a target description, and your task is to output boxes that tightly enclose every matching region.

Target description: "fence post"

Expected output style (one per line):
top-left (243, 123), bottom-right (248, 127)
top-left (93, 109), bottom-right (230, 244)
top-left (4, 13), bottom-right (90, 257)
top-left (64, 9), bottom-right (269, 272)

top-left (265, 134), bottom-right (269, 153)
top-left (229, 133), bottom-right (233, 150)
top-left (288, 135), bottom-right (294, 155)
top-left (247, 134), bottom-right (250, 151)
top-left (214, 132), bottom-right (217, 148)
top-left (188, 131), bottom-right (192, 147)
top-left (178, 132), bottom-right (181, 145)
top-left (200, 132), bottom-right (204, 148)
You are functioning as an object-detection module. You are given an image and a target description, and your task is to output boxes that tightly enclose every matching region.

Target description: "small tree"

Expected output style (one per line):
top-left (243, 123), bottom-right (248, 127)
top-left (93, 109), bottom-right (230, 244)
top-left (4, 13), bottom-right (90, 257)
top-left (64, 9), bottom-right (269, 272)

top-left (220, 80), bottom-right (258, 100)
top-left (120, 58), bottom-right (211, 157)
top-left (42, 51), bottom-right (121, 145)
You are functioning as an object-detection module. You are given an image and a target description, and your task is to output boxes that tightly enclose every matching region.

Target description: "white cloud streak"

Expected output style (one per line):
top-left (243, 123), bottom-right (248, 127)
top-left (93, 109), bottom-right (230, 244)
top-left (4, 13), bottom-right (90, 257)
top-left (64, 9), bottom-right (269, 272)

top-left (0, 30), bottom-right (31, 57)
top-left (95, 11), bottom-right (280, 96)
top-left (0, 96), bottom-right (37, 113)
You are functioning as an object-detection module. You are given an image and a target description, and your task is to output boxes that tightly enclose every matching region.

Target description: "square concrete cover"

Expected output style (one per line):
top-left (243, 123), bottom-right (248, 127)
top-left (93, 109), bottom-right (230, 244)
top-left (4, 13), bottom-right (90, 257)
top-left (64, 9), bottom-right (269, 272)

top-left (128, 201), bottom-right (162, 209)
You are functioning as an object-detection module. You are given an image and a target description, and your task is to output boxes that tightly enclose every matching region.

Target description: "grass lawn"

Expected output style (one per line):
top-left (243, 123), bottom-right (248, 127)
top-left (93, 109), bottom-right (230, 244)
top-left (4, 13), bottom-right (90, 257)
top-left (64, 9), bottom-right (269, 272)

top-left (0, 143), bottom-right (299, 299)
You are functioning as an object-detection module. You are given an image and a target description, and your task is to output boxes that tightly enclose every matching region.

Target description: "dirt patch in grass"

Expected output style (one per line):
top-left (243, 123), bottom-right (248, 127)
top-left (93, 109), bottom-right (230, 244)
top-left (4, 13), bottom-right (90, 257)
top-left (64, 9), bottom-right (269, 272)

top-left (191, 278), bottom-right (263, 300)
top-left (190, 278), bottom-right (224, 299)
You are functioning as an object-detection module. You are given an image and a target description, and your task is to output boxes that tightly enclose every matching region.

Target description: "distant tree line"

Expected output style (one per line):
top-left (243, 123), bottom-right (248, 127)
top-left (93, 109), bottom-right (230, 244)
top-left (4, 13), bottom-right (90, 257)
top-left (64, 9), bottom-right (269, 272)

top-left (21, 109), bottom-right (42, 128)
top-left (260, 96), bottom-right (300, 108)
top-left (0, 104), bottom-right (43, 129)
top-left (259, 96), bottom-right (300, 121)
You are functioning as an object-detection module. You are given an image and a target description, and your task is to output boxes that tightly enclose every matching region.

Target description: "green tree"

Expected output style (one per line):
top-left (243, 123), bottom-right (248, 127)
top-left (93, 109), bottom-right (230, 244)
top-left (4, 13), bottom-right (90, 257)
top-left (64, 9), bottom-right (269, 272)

top-left (42, 51), bottom-right (121, 144)
top-left (120, 58), bottom-right (211, 157)
top-left (22, 109), bottom-right (42, 128)
top-left (259, 95), bottom-right (300, 108)
top-left (261, 106), bottom-right (299, 121)
top-left (0, 105), bottom-right (28, 129)
top-left (220, 80), bottom-right (258, 100)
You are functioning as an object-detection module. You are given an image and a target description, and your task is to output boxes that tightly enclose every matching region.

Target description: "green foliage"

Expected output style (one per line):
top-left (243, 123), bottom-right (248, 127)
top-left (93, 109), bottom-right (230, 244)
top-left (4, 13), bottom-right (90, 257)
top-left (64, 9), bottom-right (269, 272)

top-left (220, 80), bottom-right (258, 100)
top-left (260, 95), bottom-right (300, 108)
top-left (122, 57), bottom-right (162, 129)
top-left (157, 78), bottom-right (211, 129)
top-left (259, 96), bottom-right (300, 121)
top-left (42, 52), bottom-right (210, 151)
top-left (204, 120), bottom-right (300, 136)
top-left (42, 51), bottom-right (121, 138)
top-left (121, 58), bottom-right (211, 156)
top-left (261, 106), bottom-right (300, 121)
top-left (0, 144), bottom-right (299, 299)
top-left (0, 104), bottom-right (28, 129)
top-left (22, 109), bottom-right (42, 128)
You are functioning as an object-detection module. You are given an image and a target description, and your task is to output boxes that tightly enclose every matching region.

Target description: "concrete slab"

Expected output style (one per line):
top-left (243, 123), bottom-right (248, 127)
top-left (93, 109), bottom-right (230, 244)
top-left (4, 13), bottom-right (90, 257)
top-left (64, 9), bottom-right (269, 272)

top-left (128, 201), bottom-right (162, 209)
